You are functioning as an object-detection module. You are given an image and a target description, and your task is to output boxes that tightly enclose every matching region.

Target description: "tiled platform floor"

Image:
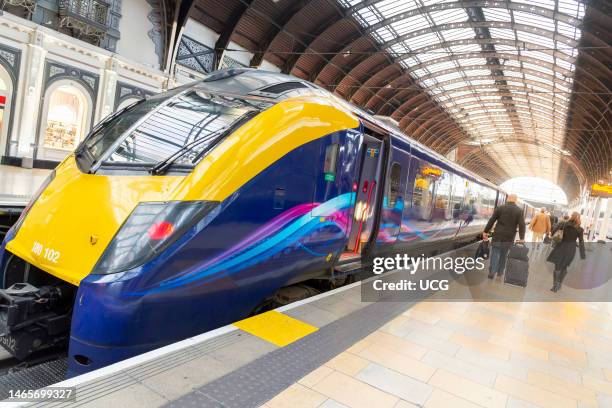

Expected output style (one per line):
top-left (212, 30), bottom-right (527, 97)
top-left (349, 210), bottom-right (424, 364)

top-left (262, 301), bottom-right (612, 408)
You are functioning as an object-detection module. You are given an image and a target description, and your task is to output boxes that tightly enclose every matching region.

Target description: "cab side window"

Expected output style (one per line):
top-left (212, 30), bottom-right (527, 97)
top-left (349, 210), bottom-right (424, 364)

top-left (323, 143), bottom-right (339, 177)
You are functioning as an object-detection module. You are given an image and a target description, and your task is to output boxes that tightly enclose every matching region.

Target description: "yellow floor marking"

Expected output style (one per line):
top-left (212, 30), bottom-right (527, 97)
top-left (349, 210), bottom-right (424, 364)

top-left (233, 310), bottom-right (318, 347)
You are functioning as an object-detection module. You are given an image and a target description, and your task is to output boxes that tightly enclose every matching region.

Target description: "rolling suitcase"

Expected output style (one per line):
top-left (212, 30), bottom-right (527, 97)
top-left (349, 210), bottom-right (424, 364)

top-left (504, 244), bottom-right (529, 287)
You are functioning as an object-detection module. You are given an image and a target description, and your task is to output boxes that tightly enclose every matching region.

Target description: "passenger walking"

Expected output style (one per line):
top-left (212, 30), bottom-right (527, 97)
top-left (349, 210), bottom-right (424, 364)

top-left (483, 194), bottom-right (526, 279)
top-left (529, 208), bottom-right (551, 250)
top-left (548, 212), bottom-right (558, 228)
top-left (547, 212), bottom-right (586, 292)
top-left (553, 214), bottom-right (570, 232)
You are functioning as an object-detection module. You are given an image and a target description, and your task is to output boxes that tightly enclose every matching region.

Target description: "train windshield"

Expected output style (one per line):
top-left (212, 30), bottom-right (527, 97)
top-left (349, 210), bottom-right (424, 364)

top-left (80, 89), bottom-right (270, 172)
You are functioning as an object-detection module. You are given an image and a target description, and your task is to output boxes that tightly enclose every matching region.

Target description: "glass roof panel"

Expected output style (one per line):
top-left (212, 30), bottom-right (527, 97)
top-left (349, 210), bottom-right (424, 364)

top-left (360, 9), bottom-right (382, 25)
top-left (516, 31), bottom-right (555, 48)
top-left (429, 9), bottom-right (467, 25)
top-left (556, 59), bottom-right (573, 72)
top-left (558, 21), bottom-right (580, 40)
top-left (443, 28), bottom-right (477, 41)
top-left (408, 32), bottom-right (445, 49)
top-left (391, 15), bottom-right (431, 35)
top-left (514, 11), bottom-right (555, 31)
top-left (376, 27), bottom-right (397, 41)
top-left (488, 28), bottom-right (517, 40)
top-left (375, 0), bottom-right (416, 15)
top-left (518, 0), bottom-right (556, 11)
top-left (483, 8), bottom-right (512, 22)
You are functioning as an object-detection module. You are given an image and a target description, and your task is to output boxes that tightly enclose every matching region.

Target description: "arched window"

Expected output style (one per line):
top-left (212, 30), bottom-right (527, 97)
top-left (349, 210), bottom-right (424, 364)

top-left (39, 81), bottom-right (92, 161)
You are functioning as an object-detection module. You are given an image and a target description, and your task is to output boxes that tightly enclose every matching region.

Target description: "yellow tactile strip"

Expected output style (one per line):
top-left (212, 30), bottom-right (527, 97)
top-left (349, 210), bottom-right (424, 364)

top-left (233, 310), bottom-right (318, 347)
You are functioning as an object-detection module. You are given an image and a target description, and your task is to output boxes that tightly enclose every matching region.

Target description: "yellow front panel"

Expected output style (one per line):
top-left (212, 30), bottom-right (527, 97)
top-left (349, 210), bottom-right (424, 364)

top-left (6, 159), bottom-right (183, 286)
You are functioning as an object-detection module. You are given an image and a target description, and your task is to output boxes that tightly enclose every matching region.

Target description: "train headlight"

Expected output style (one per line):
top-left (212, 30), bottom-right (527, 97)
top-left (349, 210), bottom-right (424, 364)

top-left (12, 170), bottom-right (56, 236)
top-left (92, 201), bottom-right (218, 275)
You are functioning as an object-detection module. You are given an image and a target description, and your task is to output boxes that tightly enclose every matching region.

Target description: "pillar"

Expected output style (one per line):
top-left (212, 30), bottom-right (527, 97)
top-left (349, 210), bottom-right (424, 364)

top-left (588, 197), bottom-right (602, 241)
top-left (596, 198), bottom-right (611, 243)
top-left (14, 28), bottom-right (47, 160)
top-left (94, 56), bottom-right (119, 124)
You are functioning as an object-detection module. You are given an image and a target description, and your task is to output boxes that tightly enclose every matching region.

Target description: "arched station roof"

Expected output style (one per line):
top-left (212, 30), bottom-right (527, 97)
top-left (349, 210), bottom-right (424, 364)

top-left (157, 0), bottom-right (610, 200)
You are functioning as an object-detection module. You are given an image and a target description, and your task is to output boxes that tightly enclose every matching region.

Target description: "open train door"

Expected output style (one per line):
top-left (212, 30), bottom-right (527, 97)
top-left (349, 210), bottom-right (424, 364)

top-left (344, 129), bottom-right (386, 257)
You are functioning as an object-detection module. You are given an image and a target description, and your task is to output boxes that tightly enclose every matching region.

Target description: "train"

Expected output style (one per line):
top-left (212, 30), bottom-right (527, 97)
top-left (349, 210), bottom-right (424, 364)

top-left (1, 69), bottom-right (523, 377)
top-left (517, 197), bottom-right (536, 223)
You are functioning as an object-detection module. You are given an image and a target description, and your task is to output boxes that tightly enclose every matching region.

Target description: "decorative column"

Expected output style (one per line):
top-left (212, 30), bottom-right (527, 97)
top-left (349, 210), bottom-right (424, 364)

top-left (588, 197), bottom-right (602, 241)
top-left (94, 56), bottom-right (119, 124)
top-left (162, 74), bottom-right (177, 92)
top-left (14, 28), bottom-right (47, 161)
top-left (596, 198), bottom-right (611, 243)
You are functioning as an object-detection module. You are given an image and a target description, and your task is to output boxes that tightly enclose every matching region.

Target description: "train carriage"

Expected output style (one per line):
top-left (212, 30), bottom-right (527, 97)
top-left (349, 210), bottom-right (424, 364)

top-left (0, 69), bottom-right (507, 377)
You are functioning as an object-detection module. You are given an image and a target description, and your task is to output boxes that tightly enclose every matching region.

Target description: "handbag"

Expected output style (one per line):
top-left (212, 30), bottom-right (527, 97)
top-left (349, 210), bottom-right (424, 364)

top-left (543, 235), bottom-right (551, 244)
top-left (552, 225), bottom-right (564, 245)
top-left (475, 240), bottom-right (490, 259)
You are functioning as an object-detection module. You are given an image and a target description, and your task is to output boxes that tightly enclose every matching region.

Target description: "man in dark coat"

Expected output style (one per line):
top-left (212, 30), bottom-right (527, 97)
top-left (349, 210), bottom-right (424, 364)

top-left (482, 194), bottom-right (526, 278)
top-left (548, 212), bottom-right (558, 229)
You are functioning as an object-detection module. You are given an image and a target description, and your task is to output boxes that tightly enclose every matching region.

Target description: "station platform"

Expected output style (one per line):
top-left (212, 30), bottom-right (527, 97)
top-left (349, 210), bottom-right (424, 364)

top-left (6, 242), bottom-right (611, 408)
top-left (0, 165), bottom-right (50, 206)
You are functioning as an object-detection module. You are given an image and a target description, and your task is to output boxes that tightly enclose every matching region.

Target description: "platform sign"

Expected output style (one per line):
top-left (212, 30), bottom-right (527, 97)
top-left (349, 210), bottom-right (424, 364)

top-left (590, 183), bottom-right (612, 198)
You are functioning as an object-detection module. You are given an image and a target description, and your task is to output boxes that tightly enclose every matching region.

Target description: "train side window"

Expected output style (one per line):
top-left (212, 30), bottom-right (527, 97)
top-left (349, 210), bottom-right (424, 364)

top-left (388, 163), bottom-right (402, 207)
top-left (412, 163), bottom-right (439, 220)
top-left (451, 175), bottom-right (466, 216)
top-left (486, 188), bottom-right (497, 216)
top-left (470, 183), bottom-right (484, 218)
top-left (462, 181), bottom-right (480, 219)
top-left (323, 143), bottom-right (339, 177)
top-left (434, 171), bottom-right (451, 210)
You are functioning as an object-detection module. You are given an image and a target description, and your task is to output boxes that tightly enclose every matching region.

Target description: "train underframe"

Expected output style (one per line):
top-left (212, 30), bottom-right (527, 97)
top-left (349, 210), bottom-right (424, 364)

top-left (0, 255), bottom-right (76, 361)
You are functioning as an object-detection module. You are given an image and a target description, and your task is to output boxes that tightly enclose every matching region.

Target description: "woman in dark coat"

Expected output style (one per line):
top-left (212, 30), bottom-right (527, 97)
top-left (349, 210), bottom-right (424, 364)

top-left (547, 212), bottom-right (586, 292)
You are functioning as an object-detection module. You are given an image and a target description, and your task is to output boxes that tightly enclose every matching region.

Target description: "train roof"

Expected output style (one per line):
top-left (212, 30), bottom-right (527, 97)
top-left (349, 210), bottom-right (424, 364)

top-left (192, 68), bottom-right (501, 191)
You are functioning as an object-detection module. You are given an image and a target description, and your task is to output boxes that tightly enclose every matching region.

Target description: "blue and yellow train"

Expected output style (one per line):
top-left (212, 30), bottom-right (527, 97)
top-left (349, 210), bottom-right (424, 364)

top-left (1, 69), bottom-right (510, 377)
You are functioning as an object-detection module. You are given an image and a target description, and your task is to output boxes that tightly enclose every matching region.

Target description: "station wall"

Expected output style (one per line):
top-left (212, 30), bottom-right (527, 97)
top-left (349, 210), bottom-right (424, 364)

top-left (115, 0), bottom-right (160, 69)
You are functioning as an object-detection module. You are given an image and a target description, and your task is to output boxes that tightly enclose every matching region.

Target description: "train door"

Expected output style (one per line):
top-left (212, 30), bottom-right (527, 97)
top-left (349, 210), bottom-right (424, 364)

top-left (375, 145), bottom-right (410, 247)
top-left (495, 191), bottom-right (506, 207)
top-left (345, 134), bottom-right (384, 256)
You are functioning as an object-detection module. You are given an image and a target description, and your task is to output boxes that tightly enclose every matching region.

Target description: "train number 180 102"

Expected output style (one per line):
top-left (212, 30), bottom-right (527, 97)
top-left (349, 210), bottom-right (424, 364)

top-left (32, 241), bottom-right (60, 264)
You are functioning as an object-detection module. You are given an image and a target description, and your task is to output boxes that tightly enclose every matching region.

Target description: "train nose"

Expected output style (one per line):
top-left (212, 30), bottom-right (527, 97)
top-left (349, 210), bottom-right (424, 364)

top-left (3, 156), bottom-right (183, 286)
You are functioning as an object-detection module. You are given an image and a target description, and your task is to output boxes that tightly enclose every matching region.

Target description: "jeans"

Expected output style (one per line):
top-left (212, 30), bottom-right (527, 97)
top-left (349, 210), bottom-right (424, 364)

top-left (489, 242), bottom-right (511, 276)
